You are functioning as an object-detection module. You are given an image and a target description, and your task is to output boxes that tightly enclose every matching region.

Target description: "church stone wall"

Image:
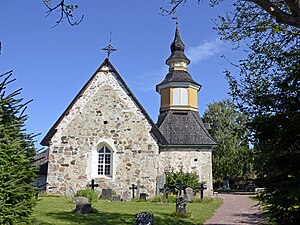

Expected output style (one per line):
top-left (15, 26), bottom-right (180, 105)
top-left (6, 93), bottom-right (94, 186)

top-left (46, 65), bottom-right (160, 198)
top-left (159, 149), bottom-right (213, 197)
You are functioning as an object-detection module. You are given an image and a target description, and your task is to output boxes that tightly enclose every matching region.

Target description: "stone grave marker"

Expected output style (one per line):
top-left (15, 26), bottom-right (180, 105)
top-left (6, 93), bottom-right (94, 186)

top-left (74, 203), bottom-right (92, 214)
top-left (102, 188), bottom-right (112, 200)
top-left (111, 195), bottom-right (121, 201)
top-left (122, 191), bottom-right (131, 201)
top-left (135, 212), bottom-right (154, 225)
top-left (176, 196), bottom-right (188, 216)
top-left (73, 196), bottom-right (89, 204)
top-left (185, 187), bottom-right (194, 202)
top-left (73, 196), bottom-right (91, 214)
top-left (140, 193), bottom-right (147, 201)
top-left (156, 175), bottom-right (166, 195)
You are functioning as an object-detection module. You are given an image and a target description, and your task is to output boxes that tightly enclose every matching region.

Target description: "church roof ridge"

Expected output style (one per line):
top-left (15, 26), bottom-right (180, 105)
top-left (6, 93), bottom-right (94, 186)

top-left (41, 58), bottom-right (167, 146)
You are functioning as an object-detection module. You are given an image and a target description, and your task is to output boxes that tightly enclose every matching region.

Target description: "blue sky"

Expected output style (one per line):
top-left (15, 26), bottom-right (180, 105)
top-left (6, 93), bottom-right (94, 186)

top-left (0, 1), bottom-right (243, 149)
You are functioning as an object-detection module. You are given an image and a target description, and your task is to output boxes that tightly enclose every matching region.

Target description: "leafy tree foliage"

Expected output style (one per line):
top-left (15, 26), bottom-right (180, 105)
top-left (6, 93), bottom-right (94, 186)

top-left (163, 1), bottom-right (300, 223)
top-left (166, 168), bottom-right (201, 193)
top-left (0, 71), bottom-right (37, 224)
top-left (203, 99), bottom-right (253, 187)
top-left (163, 1), bottom-right (300, 29)
top-left (215, 2), bottom-right (300, 224)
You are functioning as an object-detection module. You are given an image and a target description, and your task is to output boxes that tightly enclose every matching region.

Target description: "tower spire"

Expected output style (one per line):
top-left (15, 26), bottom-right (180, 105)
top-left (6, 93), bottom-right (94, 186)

top-left (166, 25), bottom-right (190, 67)
top-left (156, 25), bottom-right (201, 113)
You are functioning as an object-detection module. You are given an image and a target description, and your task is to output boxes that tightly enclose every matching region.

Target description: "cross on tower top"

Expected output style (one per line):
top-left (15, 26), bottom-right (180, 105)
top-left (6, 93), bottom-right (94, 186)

top-left (102, 32), bottom-right (117, 59)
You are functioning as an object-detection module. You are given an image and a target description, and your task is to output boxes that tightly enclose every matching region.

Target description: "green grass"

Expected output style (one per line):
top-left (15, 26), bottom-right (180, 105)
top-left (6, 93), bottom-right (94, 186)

top-left (30, 196), bottom-right (222, 225)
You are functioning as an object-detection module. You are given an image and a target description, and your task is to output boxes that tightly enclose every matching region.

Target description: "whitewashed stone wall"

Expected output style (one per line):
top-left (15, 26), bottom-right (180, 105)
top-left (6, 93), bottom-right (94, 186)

top-left (159, 149), bottom-right (213, 197)
top-left (46, 65), bottom-right (160, 197)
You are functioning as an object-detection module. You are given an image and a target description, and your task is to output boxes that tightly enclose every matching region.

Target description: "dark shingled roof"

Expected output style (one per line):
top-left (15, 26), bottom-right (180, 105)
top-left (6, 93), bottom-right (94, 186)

top-left (156, 70), bottom-right (200, 88)
top-left (157, 110), bottom-right (217, 146)
top-left (41, 58), bottom-right (167, 146)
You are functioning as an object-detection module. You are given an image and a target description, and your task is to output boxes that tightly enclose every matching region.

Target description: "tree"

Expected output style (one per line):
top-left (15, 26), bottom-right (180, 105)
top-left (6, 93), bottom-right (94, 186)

top-left (203, 99), bottom-right (253, 188)
top-left (162, 0), bottom-right (300, 29)
top-left (162, 1), bottom-right (300, 223)
top-left (0, 71), bottom-right (37, 224)
top-left (43, 0), bottom-right (83, 27)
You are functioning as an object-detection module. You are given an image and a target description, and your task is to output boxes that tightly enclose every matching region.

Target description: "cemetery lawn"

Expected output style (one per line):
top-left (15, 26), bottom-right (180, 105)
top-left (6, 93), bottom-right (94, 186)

top-left (30, 196), bottom-right (222, 225)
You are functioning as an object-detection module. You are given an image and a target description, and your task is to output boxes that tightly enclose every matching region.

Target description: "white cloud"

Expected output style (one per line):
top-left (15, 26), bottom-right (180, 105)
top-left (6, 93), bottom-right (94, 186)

top-left (186, 38), bottom-right (223, 65)
top-left (130, 67), bottom-right (167, 92)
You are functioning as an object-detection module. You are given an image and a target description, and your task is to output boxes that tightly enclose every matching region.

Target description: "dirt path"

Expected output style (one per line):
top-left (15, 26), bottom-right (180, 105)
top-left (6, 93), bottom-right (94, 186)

top-left (204, 193), bottom-right (265, 225)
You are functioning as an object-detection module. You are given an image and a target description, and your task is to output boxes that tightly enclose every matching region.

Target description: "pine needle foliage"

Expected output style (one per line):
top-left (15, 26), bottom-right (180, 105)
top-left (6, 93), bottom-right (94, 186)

top-left (0, 71), bottom-right (37, 224)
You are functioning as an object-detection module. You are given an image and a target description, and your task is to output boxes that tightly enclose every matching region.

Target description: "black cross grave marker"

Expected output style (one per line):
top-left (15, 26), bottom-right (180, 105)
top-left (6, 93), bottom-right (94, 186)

top-left (176, 180), bottom-right (185, 196)
top-left (89, 179), bottom-right (99, 190)
top-left (199, 183), bottom-right (207, 199)
top-left (129, 183), bottom-right (138, 199)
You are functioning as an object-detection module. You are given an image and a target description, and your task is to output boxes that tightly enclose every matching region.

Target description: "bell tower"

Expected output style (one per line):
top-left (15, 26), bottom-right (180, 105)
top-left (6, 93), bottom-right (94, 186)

top-left (156, 25), bottom-right (201, 112)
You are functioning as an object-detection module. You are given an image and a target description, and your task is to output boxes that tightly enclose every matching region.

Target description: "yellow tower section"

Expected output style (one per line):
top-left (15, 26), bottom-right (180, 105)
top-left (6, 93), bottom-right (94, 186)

top-left (159, 86), bottom-right (199, 112)
top-left (156, 26), bottom-right (201, 113)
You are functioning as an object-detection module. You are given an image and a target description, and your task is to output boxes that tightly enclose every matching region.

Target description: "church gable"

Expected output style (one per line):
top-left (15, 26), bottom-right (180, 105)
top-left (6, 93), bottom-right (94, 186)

top-left (41, 59), bottom-right (166, 147)
top-left (43, 59), bottom-right (162, 196)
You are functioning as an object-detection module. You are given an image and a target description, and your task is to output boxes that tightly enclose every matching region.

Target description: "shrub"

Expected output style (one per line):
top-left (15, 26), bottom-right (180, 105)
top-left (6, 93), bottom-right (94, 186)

top-left (166, 168), bottom-right (201, 194)
top-left (75, 189), bottom-right (99, 204)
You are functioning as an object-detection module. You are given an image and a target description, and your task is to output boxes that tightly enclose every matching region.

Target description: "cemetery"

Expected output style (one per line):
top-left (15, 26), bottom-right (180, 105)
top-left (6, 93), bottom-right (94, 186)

top-left (31, 191), bottom-right (222, 225)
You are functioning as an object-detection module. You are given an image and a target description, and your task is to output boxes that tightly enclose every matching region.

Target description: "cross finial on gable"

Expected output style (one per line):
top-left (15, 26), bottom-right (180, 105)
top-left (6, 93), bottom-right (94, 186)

top-left (102, 32), bottom-right (117, 59)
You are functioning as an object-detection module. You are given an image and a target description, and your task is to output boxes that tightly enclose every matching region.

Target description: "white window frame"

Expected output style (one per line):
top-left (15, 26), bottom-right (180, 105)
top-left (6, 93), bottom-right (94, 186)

top-left (173, 88), bottom-right (188, 105)
top-left (98, 146), bottom-right (112, 176)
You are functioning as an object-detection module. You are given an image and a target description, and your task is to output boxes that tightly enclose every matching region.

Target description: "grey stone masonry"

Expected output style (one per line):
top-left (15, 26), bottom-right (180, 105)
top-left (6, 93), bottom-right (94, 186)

top-left (46, 63), bottom-right (159, 197)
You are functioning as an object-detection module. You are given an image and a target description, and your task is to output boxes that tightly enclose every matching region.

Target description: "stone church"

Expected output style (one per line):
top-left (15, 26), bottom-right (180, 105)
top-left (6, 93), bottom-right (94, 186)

top-left (40, 26), bottom-right (216, 198)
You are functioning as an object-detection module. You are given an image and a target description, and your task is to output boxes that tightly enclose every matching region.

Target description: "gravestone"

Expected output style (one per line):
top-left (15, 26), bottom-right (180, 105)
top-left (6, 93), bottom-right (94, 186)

top-left (140, 193), bottom-right (147, 201)
top-left (129, 184), bottom-right (138, 199)
top-left (199, 184), bottom-right (207, 199)
top-left (135, 212), bottom-right (154, 225)
top-left (74, 203), bottom-right (92, 214)
top-left (73, 196), bottom-right (89, 204)
top-left (89, 179), bottom-right (99, 190)
top-left (185, 187), bottom-right (194, 202)
top-left (102, 188), bottom-right (112, 200)
top-left (122, 191), bottom-right (131, 201)
top-left (176, 180), bottom-right (185, 196)
top-left (176, 196), bottom-right (187, 216)
top-left (156, 175), bottom-right (166, 195)
top-left (111, 195), bottom-right (121, 201)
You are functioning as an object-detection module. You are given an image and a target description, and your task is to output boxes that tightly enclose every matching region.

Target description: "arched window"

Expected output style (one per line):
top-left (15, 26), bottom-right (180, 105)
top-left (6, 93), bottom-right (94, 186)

top-left (98, 146), bottom-right (112, 176)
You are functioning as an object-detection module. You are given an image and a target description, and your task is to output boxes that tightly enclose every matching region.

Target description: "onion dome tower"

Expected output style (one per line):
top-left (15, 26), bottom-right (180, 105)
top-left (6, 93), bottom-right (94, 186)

top-left (156, 26), bottom-right (216, 147)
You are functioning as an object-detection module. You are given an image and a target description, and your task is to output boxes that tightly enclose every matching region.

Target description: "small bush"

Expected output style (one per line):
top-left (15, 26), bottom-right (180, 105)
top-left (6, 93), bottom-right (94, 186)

top-left (75, 189), bottom-right (99, 204)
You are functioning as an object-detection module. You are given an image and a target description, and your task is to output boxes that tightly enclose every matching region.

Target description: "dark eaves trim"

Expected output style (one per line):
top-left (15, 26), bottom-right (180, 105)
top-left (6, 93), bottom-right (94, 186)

top-left (40, 58), bottom-right (167, 146)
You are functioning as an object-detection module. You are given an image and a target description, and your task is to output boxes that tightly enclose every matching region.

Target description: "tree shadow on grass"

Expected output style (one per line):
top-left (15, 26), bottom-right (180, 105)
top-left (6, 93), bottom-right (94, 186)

top-left (34, 210), bottom-right (199, 225)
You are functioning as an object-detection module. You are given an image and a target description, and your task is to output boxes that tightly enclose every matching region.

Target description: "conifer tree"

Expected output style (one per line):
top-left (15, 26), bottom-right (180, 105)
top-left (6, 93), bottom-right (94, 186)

top-left (0, 71), bottom-right (37, 224)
